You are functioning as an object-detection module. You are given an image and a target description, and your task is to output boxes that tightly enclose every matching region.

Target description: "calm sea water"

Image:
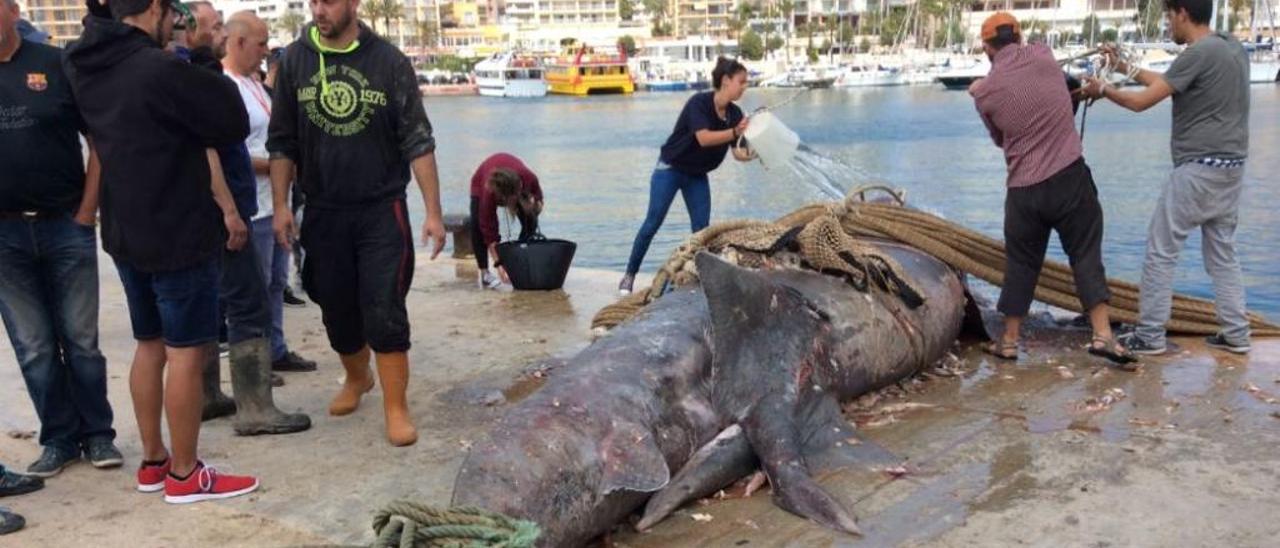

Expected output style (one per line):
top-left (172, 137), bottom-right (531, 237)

top-left (411, 86), bottom-right (1280, 318)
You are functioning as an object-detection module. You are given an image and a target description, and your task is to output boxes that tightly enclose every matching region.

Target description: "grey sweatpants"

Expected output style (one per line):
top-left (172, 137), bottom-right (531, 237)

top-left (1135, 162), bottom-right (1250, 346)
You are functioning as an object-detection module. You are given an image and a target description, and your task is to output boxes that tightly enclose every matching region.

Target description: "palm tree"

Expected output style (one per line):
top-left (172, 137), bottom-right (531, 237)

top-left (361, 0), bottom-right (405, 44)
top-left (777, 0), bottom-right (794, 62)
top-left (276, 9), bottom-right (307, 40)
top-left (643, 0), bottom-right (671, 37)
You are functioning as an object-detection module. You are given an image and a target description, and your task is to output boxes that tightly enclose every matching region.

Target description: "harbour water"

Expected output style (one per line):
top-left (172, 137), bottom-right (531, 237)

top-left (416, 86), bottom-right (1280, 317)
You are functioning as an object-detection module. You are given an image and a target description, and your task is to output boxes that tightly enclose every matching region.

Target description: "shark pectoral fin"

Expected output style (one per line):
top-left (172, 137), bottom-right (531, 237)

top-left (746, 404), bottom-right (863, 537)
top-left (800, 395), bottom-right (900, 474)
top-left (599, 420), bottom-right (670, 496)
top-left (637, 424), bottom-right (758, 531)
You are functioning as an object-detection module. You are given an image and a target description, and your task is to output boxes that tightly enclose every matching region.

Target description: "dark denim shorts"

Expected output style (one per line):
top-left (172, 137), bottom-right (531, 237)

top-left (114, 258), bottom-right (220, 348)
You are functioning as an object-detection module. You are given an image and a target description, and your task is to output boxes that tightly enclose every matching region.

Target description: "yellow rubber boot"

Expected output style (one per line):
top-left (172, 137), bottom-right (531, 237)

top-left (375, 352), bottom-right (417, 447)
top-left (329, 347), bottom-right (375, 416)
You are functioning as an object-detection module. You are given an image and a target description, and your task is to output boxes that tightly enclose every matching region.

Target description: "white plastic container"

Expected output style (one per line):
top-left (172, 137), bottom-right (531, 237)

top-left (741, 110), bottom-right (800, 169)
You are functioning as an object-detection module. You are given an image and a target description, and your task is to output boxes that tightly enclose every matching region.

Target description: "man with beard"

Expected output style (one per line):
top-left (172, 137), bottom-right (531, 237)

top-left (268, 0), bottom-right (446, 447)
top-left (179, 1), bottom-right (312, 436)
top-left (1079, 0), bottom-right (1252, 356)
top-left (66, 0), bottom-right (259, 501)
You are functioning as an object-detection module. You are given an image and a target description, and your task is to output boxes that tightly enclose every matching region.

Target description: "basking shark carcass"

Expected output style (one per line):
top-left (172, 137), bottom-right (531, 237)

top-left (452, 241), bottom-right (970, 546)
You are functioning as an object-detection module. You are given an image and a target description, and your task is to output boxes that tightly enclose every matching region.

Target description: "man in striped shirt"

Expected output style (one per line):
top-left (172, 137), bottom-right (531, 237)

top-left (969, 12), bottom-right (1134, 366)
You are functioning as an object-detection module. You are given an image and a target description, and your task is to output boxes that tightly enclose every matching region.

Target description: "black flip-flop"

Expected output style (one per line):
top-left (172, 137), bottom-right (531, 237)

top-left (982, 340), bottom-right (1018, 361)
top-left (1087, 335), bottom-right (1139, 370)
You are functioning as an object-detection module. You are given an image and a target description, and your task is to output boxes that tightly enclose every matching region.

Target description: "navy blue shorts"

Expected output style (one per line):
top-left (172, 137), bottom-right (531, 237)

top-left (114, 258), bottom-right (220, 348)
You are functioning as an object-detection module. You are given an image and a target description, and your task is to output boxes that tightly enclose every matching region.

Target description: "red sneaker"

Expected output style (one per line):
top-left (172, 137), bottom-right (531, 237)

top-left (163, 462), bottom-right (259, 504)
top-left (137, 458), bottom-right (170, 493)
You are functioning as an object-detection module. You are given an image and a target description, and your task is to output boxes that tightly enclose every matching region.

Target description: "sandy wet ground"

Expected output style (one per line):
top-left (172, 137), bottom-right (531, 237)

top-left (1, 250), bottom-right (1277, 547)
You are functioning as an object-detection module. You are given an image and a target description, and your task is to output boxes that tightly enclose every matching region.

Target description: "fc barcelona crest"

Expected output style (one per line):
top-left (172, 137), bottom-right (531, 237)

top-left (27, 73), bottom-right (48, 92)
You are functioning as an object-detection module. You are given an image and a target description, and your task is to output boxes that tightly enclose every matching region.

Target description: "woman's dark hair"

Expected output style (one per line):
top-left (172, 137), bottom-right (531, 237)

top-left (1163, 0), bottom-right (1212, 25)
top-left (487, 169), bottom-right (522, 212)
top-left (712, 56), bottom-right (748, 90)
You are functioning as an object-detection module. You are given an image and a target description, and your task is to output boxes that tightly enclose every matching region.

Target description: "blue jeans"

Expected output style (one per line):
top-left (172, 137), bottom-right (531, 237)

top-left (252, 217), bottom-right (289, 360)
top-left (625, 164), bottom-right (711, 275)
top-left (0, 214), bottom-right (115, 454)
top-left (218, 228), bottom-right (272, 345)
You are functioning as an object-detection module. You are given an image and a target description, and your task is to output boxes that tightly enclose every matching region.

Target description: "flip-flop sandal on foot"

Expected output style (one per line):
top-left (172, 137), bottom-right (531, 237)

top-left (1087, 335), bottom-right (1138, 370)
top-left (983, 340), bottom-right (1018, 360)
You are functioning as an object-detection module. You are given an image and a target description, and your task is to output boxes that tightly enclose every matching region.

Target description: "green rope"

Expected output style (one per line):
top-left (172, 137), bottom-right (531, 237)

top-left (371, 501), bottom-right (541, 548)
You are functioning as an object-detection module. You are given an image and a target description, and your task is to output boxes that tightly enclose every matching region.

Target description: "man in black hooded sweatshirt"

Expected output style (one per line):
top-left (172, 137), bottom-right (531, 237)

top-left (267, 0), bottom-right (445, 447)
top-left (66, 0), bottom-right (260, 503)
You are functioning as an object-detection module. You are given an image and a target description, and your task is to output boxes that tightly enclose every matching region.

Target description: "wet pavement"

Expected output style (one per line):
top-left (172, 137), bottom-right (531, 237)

top-left (0, 252), bottom-right (1277, 547)
top-left (619, 329), bottom-right (1280, 548)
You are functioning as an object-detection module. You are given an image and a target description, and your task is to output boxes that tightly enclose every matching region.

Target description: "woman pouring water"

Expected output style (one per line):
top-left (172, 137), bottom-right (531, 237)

top-left (618, 57), bottom-right (754, 295)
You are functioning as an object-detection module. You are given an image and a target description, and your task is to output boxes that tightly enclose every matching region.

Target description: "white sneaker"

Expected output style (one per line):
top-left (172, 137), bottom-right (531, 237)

top-left (479, 270), bottom-right (502, 289)
top-left (618, 274), bottom-right (635, 296)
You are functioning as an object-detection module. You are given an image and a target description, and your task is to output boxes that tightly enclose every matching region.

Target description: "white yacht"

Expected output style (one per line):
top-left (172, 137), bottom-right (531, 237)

top-left (834, 64), bottom-right (906, 88)
top-left (473, 52), bottom-right (548, 98)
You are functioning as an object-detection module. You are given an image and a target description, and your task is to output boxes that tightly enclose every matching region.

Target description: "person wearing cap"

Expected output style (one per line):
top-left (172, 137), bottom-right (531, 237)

top-left (1, 0), bottom-right (124, 479)
top-left (66, 0), bottom-right (260, 503)
top-left (968, 12), bottom-right (1134, 367)
top-left (1079, 0), bottom-right (1252, 357)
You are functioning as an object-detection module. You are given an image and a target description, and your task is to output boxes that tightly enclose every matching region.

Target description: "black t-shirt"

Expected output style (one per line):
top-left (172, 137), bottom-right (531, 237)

top-left (658, 91), bottom-right (744, 175)
top-left (0, 40), bottom-right (86, 212)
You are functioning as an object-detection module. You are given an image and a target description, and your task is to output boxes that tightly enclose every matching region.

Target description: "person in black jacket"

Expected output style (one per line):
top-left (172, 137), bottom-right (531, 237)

top-left (267, 0), bottom-right (445, 447)
top-left (65, 0), bottom-right (260, 503)
top-left (176, 1), bottom-right (312, 436)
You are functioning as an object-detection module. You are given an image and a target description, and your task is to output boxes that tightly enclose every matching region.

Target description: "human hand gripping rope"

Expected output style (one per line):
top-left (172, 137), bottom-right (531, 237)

top-left (1074, 43), bottom-right (1142, 141)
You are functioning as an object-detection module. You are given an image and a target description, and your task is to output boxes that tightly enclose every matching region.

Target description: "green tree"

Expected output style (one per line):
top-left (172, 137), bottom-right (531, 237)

top-left (1082, 13), bottom-right (1102, 45)
top-left (1101, 28), bottom-right (1119, 42)
top-left (859, 37), bottom-right (872, 53)
top-left (643, 0), bottom-right (671, 37)
top-left (1134, 0), bottom-right (1163, 40)
top-left (415, 17), bottom-right (438, 48)
top-left (739, 29), bottom-right (765, 60)
top-left (277, 9), bottom-right (307, 39)
top-left (766, 35), bottom-right (785, 53)
top-left (618, 35), bottom-right (638, 57)
top-left (620, 0), bottom-right (636, 21)
top-left (777, 0), bottom-right (795, 35)
top-left (361, 0), bottom-right (404, 42)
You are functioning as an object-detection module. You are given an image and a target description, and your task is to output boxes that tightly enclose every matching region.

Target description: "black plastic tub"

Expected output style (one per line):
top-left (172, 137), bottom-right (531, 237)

top-left (496, 237), bottom-right (577, 290)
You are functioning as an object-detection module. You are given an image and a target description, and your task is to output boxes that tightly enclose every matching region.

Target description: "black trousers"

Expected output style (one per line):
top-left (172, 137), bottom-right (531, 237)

top-left (1000, 158), bottom-right (1111, 317)
top-left (470, 196), bottom-right (538, 270)
top-left (300, 199), bottom-right (414, 354)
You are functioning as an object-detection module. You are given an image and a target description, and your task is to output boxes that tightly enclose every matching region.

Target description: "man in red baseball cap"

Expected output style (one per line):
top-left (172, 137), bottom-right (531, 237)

top-left (968, 12), bottom-right (1135, 367)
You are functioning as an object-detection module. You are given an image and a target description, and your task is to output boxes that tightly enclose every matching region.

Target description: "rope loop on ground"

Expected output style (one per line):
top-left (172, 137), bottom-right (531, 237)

top-left (371, 501), bottom-right (541, 548)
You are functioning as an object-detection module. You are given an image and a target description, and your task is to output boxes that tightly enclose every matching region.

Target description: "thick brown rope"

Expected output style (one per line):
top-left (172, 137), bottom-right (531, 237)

top-left (593, 197), bottom-right (1280, 337)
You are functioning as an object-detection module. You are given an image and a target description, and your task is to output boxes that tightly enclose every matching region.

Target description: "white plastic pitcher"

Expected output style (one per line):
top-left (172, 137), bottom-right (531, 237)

top-left (742, 110), bottom-right (800, 169)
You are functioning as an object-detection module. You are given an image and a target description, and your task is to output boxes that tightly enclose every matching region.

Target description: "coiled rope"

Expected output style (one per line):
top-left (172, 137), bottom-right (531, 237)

top-left (371, 501), bottom-right (540, 548)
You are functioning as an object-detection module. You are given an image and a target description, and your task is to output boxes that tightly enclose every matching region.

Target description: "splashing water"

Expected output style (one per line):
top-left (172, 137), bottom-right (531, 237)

top-left (786, 143), bottom-right (876, 201)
